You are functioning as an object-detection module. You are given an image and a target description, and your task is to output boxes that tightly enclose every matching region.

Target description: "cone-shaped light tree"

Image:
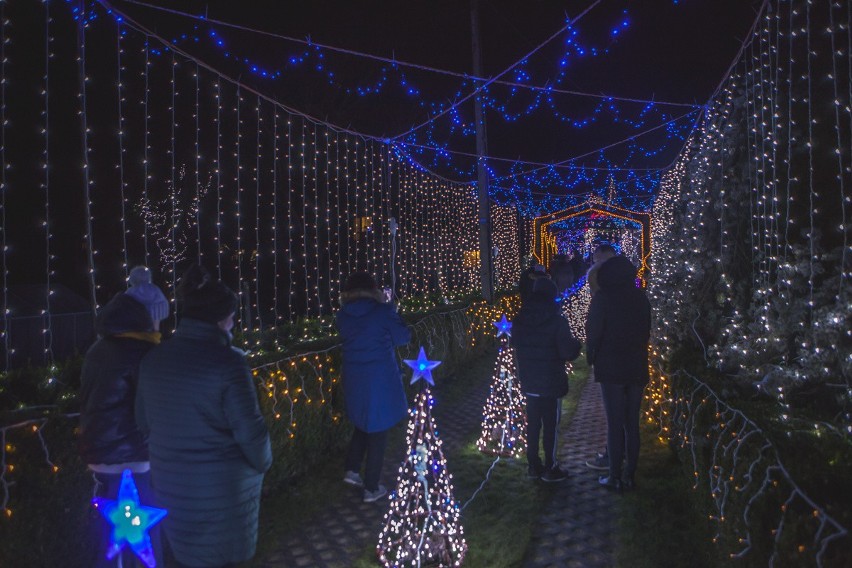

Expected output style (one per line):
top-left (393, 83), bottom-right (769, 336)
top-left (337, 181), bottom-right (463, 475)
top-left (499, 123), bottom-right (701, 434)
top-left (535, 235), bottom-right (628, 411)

top-left (377, 347), bottom-right (467, 567)
top-left (476, 316), bottom-right (526, 457)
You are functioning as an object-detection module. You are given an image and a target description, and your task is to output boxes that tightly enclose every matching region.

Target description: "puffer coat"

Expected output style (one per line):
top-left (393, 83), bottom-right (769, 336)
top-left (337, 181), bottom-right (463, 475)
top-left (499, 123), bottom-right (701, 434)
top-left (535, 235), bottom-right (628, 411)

top-left (136, 318), bottom-right (272, 567)
top-left (335, 291), bottom-right (412, 433)
top-left (586, 256), bottom-right (652, 385)
top-left (512, 293), bottom-right (581, 397)
top-left (79, 293), bottom-right (157, 466)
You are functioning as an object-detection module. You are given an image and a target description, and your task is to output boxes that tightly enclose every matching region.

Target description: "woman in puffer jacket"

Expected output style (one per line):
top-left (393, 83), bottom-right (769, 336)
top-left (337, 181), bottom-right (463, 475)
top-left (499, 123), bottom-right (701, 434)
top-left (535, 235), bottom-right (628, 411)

top-left (335, 271), bottom-right (411, 503)
top-left (136, 265), bottom-right (271, 567)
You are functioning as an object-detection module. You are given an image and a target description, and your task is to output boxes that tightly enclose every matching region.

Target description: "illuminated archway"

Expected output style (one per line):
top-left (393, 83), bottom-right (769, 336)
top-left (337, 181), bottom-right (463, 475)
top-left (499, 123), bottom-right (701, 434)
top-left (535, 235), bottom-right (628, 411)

top-left (532, 201), bottom-right (651, 285)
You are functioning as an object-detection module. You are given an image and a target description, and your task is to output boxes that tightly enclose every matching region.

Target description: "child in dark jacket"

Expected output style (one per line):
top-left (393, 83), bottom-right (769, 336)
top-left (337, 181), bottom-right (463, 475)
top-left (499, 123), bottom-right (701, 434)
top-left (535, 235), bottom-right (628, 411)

top-left (512, 277), bottom-right (581, 482)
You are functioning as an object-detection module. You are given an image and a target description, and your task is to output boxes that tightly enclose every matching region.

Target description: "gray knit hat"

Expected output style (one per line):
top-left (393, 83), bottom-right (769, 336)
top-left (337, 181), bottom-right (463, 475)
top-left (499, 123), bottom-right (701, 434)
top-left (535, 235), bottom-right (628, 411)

top-left (125, 282), bottom-right (170, 322)
top-left (128, 265), bottom-right (153, 287)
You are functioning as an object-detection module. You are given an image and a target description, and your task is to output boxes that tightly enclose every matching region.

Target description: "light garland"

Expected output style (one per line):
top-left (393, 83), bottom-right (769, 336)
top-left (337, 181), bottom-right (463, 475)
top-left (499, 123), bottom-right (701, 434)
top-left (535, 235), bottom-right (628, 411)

top-left (644, 362), bottom-right (850, 565)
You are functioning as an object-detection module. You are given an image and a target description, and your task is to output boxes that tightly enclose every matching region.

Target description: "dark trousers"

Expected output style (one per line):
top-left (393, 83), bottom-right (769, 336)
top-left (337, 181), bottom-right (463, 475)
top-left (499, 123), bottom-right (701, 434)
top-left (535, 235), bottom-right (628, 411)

top-left (91, 470), bottom-right (163, 568)
top-left (344, 427), bottom-right (388, 491)
top-left (600, 382), bottom-right (644, 479)
top-left (525, 395), bottom-right (561, 470)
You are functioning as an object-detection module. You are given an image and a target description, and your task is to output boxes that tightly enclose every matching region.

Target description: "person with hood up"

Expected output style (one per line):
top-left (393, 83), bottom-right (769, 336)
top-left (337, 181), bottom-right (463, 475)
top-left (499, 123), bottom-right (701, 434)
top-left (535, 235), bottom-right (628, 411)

top-left (586, 255), bottom-right (651, 493)
top-left (136, 264), bottom-right (271, 567)
top-left (79, 267), bottom-right (168, 567)
top-left (512, 277), bottom-right (581, 482)
top-left (335, 271), bottom-right (412, 503)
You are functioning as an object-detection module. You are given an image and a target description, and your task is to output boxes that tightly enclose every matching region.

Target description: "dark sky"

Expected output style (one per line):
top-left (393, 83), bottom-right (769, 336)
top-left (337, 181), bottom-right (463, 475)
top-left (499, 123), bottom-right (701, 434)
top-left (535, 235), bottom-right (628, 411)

top-left (110, 0), bottom-right (763, 173)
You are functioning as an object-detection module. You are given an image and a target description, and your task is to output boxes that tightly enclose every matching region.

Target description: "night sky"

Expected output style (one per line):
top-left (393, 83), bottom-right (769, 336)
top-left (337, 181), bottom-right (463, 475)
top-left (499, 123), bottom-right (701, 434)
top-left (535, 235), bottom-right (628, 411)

top-left (110, 0), bottom-right (763, 170)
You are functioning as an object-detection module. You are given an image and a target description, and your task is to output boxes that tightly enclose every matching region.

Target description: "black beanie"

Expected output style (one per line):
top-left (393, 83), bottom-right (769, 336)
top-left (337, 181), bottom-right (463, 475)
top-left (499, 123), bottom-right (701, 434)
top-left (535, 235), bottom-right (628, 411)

top-left (344, 271), bottom-right (378, 292)
top-left (532, 277), bottom-right (558, 300)
top-left (177, 264), bottom-right (238, 324)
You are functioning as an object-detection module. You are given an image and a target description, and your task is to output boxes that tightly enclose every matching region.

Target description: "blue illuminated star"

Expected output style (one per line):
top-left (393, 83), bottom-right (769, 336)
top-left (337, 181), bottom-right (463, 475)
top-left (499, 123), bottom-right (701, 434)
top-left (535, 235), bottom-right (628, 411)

top-left (92, 470), bottom-right (167, 568)
top-left (404, 347), bottom-right (442, 386)
top-left (494, 315), bottom-right (512, 338)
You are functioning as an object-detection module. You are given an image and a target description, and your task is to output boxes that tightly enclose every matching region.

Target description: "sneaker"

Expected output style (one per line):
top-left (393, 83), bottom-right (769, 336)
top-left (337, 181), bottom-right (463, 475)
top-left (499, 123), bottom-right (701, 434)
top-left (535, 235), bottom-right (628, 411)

top-left (343, 471), bottom-right (364, 487)
top-left (541, 466), bottom-right (569, 483)
top-left (585, 452), bottom-right (609, 471)
top-left (527, 465), bottom-right (543, 480)
top-left (363, 485), bottom-right (388, 503)
top-left (598, 475), bottom-right (623, 493)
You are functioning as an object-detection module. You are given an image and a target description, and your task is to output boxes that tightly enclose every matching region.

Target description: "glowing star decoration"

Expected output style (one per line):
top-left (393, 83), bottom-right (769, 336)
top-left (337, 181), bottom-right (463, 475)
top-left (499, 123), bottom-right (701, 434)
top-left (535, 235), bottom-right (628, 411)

top-left (404, 347), bottom-right (441, 386)
top-left (91, 469), bottom-right (167, 568)
top-left (493, 314), bottom-right (512, 338)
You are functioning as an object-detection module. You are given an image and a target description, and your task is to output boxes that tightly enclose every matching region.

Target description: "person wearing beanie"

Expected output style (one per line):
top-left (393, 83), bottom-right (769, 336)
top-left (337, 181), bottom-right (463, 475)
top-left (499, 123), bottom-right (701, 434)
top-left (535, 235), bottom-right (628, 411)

top-left (136, 264), bottom-right (271, 567)
top-left (125, 282), bottom-right (170, 329)
top-left (586, 255), bottom-right (651, 493)
top-left (79, 293), bottom-right (164, 567)
top-left (336, 271), bottom-right (411, 503)
top-left (512, 276), bottom-right (581, 483)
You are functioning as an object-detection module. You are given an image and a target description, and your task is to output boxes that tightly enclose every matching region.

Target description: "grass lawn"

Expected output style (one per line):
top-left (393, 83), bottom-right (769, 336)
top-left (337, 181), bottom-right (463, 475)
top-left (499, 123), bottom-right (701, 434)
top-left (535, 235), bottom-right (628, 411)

top-left (614, 418), bottom-right (720, 568)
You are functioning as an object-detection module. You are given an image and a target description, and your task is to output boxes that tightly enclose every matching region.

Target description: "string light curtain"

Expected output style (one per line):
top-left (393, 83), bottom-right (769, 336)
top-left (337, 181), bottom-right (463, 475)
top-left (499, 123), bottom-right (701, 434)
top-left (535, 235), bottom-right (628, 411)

top-left (0, 1), bottom-right (516, 366)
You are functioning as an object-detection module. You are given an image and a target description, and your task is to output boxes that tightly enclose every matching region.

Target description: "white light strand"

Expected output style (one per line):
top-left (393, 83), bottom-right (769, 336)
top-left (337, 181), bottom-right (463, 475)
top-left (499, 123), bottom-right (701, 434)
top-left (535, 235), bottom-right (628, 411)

top-left (42, 0), bottom-right (53, 362)
top-left (115, 18), bottom-right (128, 279)
top-left (1, 0), bottom-right (8, 369)
top-left (77, 0), bottom-right (97, 315)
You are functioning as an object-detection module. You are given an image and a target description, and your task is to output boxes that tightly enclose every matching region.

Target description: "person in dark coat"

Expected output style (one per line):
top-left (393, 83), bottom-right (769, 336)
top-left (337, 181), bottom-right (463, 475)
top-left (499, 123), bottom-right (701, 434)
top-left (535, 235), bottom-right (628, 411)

top-left (512, 278), bottom-right (581, 482)
top-left (136, 265), bottom-right (272, 567)
top-left (335, 271), bottom-right (412, 503)
top-left (519, 262), bottom-right (549, 303)
top-left (586, 255), bottom-right (651, 493)
top-left (549, 254), bottom-right (574, 298)
top-left (79, 276), bottom-right (168, 568)
top-left (587, 244), bottom-right (617, 296)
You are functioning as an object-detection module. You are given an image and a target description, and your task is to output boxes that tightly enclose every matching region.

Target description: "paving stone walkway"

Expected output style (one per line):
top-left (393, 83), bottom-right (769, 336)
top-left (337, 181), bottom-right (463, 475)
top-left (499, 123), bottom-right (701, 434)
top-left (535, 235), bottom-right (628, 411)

top-left (522, 380), bottom-right (617, 568)
top-left (255, 356), bottom-right (618, 568)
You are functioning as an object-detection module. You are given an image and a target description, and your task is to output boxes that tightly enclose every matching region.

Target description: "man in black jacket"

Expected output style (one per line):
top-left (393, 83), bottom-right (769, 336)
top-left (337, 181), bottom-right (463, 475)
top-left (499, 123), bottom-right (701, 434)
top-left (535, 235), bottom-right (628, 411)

top-left (586, 256), bottom-right (651, 492)
top-left (513, 278), bottom-right (581, 482)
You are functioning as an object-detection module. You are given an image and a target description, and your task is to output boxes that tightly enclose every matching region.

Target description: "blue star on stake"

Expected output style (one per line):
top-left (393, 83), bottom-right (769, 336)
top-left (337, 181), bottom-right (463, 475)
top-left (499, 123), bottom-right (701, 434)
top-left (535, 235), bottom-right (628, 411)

top-left (404, 346), bottom-right (442, 386)
top-left (494, 315), bottom-right (512, 338)
top-left (92, 469), bottom-right (167, 568)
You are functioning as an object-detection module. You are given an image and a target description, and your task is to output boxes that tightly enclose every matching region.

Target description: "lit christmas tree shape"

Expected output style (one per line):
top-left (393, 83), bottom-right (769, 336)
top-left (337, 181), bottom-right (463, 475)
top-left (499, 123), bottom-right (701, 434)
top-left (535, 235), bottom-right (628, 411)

top-left (476, 335), bottom-right (526, 457)
top-left (91, 469), bottom-right (167, 568)
top-left (378, 348), bottom-right (467, 567)
top-left (404, 346), bottom-right (442, 386)
top-left (493, 314), bottom-right (512, 338)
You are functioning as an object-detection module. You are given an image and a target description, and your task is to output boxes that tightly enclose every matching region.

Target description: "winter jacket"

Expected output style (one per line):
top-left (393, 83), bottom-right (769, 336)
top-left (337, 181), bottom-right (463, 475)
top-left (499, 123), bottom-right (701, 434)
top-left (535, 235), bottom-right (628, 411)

top-left (79, 293), bottom-right (158, 466)
top-left (335, 291), bottom-right (412, 433)
top-left (586, 256), bottom-right (652, 385)
top-left (512, 293), bottom-right (581, 398)
top-left (136, 318), bottom-right (272, 567)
